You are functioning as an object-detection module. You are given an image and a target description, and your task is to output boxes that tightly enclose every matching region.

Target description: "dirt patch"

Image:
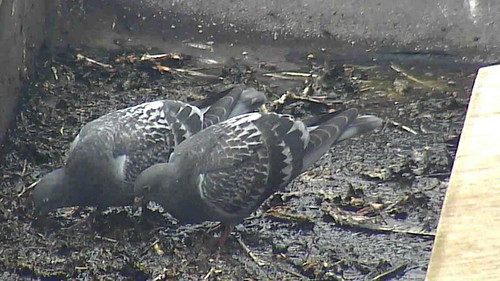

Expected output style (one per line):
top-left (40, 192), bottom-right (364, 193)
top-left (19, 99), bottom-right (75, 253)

top-left (0, 42), bottom-right (472, 280)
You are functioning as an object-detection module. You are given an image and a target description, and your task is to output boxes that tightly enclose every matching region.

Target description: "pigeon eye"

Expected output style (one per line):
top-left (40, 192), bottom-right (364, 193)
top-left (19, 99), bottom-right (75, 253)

top-left (143, 185), bottom-right (151, 191)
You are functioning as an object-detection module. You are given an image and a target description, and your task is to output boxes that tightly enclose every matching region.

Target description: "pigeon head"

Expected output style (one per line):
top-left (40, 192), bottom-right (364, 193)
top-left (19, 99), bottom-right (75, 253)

top-left (29, 168), bottom-right (68, 215)
top-left (134, 163), bottom-right (179, 207)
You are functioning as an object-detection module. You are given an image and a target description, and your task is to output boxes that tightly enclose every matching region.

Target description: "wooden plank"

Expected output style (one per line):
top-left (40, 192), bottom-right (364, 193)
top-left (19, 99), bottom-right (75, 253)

top-left (426, 64), bottom-right (500, 281)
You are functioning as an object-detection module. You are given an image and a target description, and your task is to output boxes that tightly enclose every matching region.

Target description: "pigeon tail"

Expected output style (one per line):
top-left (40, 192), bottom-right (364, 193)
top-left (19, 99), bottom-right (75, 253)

top-left (202, 86), bottom-right (266, 128)
top-left (227, 87), bottom-right (267, 119)
top-left (337, 115), bottom-right (383, 142)
top-left (302, 109), bottom-right (382, 170)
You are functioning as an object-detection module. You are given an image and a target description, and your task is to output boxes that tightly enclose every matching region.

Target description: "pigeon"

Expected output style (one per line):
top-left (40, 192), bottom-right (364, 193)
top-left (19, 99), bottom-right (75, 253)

top-left (134, 109), bottom-right (383, 241)
top-left (30, 86), bottom-right (266, 215)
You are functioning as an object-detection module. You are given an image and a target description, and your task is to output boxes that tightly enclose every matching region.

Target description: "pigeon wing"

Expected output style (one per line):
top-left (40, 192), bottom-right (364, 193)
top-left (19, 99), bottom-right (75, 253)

top-left (184, 113), bottom-right (309, 220)
top-left (202, 86), bottom-right (266, 129)
top-left (68, 100), bottom-right (203, 183)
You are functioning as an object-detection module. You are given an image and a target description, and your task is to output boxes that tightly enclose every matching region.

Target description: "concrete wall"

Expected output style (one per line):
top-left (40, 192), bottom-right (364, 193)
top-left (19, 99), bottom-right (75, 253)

top-left (1, 0), bottom-right (499, 147)
top-left (0, 0), bottom-right (47, 147)
top-left (145, 0), bottom-right (499, 58)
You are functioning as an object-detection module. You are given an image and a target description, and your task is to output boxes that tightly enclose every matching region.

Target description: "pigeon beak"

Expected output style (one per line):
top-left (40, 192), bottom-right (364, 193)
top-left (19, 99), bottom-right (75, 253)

top-left (133, 196), bottom-right (145, 212)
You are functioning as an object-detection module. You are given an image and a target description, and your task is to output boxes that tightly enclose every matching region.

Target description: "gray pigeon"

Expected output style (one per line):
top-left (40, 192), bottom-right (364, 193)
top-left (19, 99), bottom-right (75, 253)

top-left (134, 109), bottom-right (382, 239)
top-left (30, 86), bottom-right (266, 214)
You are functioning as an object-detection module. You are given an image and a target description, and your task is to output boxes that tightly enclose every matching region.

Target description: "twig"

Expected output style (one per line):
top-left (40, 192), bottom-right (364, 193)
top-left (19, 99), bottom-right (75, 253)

top-left (372, 263), bottom-right (407, 281)
top-left (359, 86), bottom-right (374, 92)
top-left (140, 53), bottom-right (182, 62)
top-left (76, 54), bottom-right (114, 71)
top-left (390, 64), bottom-right (437, 89)
top-left (20, 159), bottom-right (27, 177)
top-left (427, 172), bottom-right (451, 177)
top-left (138, 239), bottom-right (159, 260)
top-left (236, 237), bottom-right (266, 266)
top-left (276, 188), bottom-right (336, 202)
top-left (196, 58), bottom-right (221, 65)
top-left (281, 71), bottom-right (317, 77)
top-left (389, 120), bottom-right (418, 135)
top-left (186, 42), bottom-right (214, 52)
top-left (170, 68), bottom-right (219, 78)
top-left (203, 267), bottom-right (216, 280)
top-left (51, 66), bottom-right (59, 81)
top-left (370, 226), bottom-right (435, 237)
top-left (263, 206), bottom-right (313, 223)
top-left (152, 65), bottom-right (172, 73)
top-left (263, 72), bottom-right (317, 81)
top-left (263, 73), bottom-right (303, 80)
top-left (17, 179), bottom-right (41, 197)
top-left (95, 235), bottom-right (118, 243)
top-left (324, 207), bottom-right (435, 237)
top-left (277, 265), bottom-right (310, 279)
top-left (308, 96), bottom-right (343, 103)
top-left (270, 91), bottom-right (326, 108)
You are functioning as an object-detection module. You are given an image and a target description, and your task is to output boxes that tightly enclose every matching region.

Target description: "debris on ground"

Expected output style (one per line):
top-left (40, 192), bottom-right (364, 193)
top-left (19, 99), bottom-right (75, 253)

top-left (0, 43), bottom-right (471, 280)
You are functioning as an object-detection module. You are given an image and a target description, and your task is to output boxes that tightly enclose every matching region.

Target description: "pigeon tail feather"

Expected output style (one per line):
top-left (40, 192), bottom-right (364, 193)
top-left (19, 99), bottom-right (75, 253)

top-left (203, 86), bottom-right (266, 128)
top-left (302, 109), bottom-right (381, 170)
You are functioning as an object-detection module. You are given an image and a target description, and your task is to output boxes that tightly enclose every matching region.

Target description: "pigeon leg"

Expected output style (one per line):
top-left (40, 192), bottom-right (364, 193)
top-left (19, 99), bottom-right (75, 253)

top-left (218, 223), bottom-right (234, 245)
top-left (206, 222), bottom-right (234, 245)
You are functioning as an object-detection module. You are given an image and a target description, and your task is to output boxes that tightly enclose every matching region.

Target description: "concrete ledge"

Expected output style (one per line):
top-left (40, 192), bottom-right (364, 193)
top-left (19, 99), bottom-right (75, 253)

top-left (426, 64), bottom-right (500, 280)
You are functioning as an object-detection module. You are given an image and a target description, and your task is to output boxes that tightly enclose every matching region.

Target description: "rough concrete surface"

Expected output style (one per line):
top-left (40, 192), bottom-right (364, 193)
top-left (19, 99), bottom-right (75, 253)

top-left (1, 0), bottom-right (499, 148)
top-left (0, 0), bottom-right (46, 148)
top-left (146, 0), bottom-right (500, 55)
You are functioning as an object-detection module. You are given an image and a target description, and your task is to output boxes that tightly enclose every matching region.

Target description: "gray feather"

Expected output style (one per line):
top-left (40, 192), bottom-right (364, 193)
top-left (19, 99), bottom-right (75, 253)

top-left (134, 109), bottom-right (381, 225)
top-left (202, 86), bottom-right (266, 128)
top-left (31, 87), bottom-right (266, 215)
top-left (337, 115), bottom-right (383, 142)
